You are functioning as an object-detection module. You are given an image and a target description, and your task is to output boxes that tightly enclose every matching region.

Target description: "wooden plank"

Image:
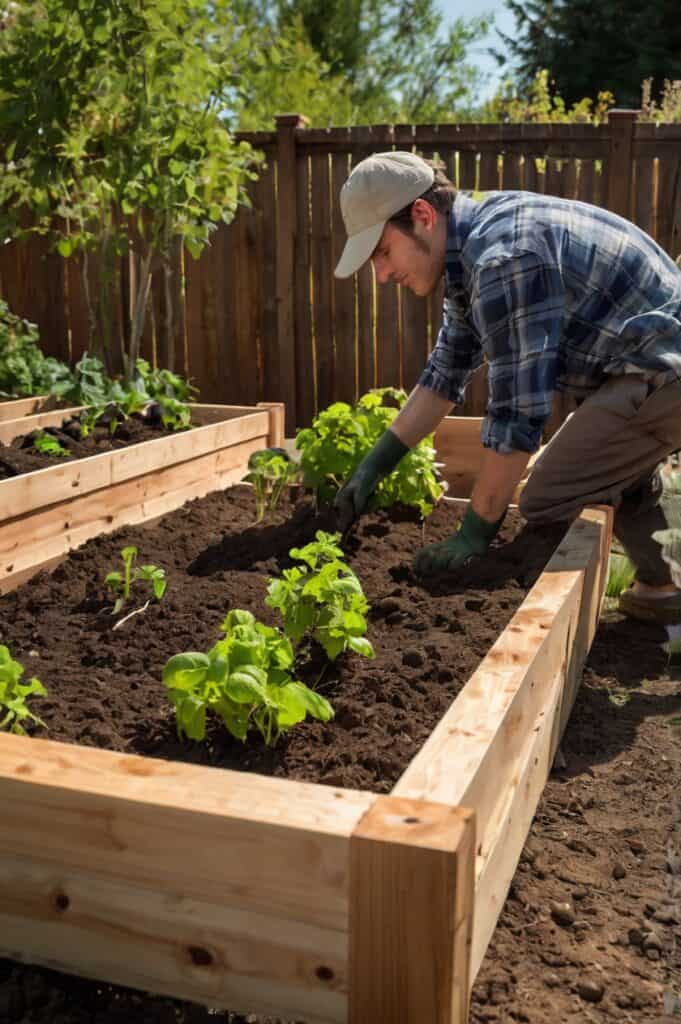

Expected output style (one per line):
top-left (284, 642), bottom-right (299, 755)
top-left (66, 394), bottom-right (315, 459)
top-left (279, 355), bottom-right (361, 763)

top-left (478, 150), bottom-right (499, 191)
top-left (634, 156), bottom-right (656, 239)
top-left (393, 506), bottom-right (611, 984)
top-left (349, 796), bottom-right (475, 1024)
top-left (310, 152), bottom-right (335, 415)
top-left (0, 732), bottom-right (375, 1022)
top-left (545, 158), bottom-right (562, 197)
top-left (294, 152), bottom-right (315, 430)
top-left (375, 275), bottom-right (401, 389)
top-left (606, 109), bottom-right (637, 218)
top-left (458, 151), bottom-right (477, 191)
top-left (275, 114), bottom-right (307, 434)
top-left (577, 159), bottom-right (595, 204)
top-left (254, 163), bottom-right (279, 405)
top-left (0, 407), bottom-right (269, 523)
top-left (235, 201), bottom-right (261, 407)
top-left (331, 152), bottom-right (357, 406)
top-left (656, 152), bottom-right (681, 256)
top-left (0, 396), bottom-right (50, 422)
top-left (353, 131), bottom-right (377, 399)
top-left (501, 152), bottom-right (523, 191)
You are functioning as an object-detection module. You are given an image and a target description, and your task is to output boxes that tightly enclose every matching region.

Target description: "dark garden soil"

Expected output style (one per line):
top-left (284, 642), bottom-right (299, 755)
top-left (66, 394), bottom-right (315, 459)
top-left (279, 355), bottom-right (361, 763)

top-left (0, 486), bottom-right (679, 1022)
top-left (0, 414), bottom-right (175, 481)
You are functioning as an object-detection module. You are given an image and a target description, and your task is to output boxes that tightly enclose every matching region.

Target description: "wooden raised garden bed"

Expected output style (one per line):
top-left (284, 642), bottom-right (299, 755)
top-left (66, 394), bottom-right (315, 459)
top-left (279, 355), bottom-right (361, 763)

top-left (0, 402), bottom-right (284, 594)
top-left (0, 394), bottom-right (51, 422)
top-left (0, 413), bottom-right (612, 1023)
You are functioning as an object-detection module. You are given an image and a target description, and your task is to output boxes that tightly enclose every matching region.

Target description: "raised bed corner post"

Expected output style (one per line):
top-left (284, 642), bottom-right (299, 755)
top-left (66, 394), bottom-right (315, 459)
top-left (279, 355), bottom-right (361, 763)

top-left (606, 109), bottom-right (638, 220)
top-left (275, 114), bottom-right (309, 437)
top-left (349, 797), bottom-right (476, 1023)
top-left (256, 401), bottom-right (285, 448)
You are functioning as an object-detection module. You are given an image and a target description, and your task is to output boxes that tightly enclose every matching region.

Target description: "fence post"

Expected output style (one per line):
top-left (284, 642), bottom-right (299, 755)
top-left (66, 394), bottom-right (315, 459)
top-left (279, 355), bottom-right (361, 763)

top-left (275, 113), bottom-right (308, 435)
top-left (606, 109), bottom-right (638, 219)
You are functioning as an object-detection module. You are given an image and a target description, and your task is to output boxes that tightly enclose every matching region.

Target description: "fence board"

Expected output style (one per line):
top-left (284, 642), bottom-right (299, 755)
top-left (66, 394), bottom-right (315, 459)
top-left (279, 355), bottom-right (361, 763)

top-left (577, 160), bottom-right (595, 204)
top-left (478, 150), bottom-right (499, 191)
top-left (254, 163), bottom-right (278, 405)
top-left (352, 130), bottom-right (377, 399)
top-left (310, 152), bottom-right (335, 414)
top-left (294, 154), bottom-right (315, 429)
top-left (459, 151), bottom-right (477, 191)
top-left (331, 151), bottom-right (357, 405)
top-left (656, 153), bottom-right (681, 257)
top-left (501, 153), bottom-right (523, 191)
top-left (634, 157), bottom-right (656, 239)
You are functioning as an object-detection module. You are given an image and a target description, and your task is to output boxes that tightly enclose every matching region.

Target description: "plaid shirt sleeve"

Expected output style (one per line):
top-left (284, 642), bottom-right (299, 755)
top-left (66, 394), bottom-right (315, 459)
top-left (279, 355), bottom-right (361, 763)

top-left (471, 251), bottom-right (565, 454)
top-left (418, 294), bottom-right (484, 405)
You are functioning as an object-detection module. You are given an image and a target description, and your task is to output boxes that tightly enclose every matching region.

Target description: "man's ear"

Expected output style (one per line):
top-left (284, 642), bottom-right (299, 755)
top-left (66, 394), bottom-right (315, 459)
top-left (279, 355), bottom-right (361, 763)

top-left (411, 198), bottom-right (438, 233)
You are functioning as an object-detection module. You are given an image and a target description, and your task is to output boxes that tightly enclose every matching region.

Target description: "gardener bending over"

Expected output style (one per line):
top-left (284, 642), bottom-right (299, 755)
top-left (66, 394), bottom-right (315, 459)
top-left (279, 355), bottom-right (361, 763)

top-left (333, 151), bottom-right (681, 625)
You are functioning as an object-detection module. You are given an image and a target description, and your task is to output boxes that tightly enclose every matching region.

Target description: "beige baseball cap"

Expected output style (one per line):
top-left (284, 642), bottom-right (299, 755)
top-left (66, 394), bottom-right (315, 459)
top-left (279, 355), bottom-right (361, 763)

top-left (334, 151), bottom-right (435, 279)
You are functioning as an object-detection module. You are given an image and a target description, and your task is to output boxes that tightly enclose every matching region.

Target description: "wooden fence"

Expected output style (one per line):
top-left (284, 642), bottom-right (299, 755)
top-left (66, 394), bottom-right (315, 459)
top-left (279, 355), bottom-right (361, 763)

top-left (1, 111), bottom-right (680, 432)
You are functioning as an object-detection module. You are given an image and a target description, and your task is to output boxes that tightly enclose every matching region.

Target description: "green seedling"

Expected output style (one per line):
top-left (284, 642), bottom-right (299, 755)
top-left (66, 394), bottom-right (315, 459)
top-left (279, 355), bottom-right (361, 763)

top-left (244, 448), bottom-right (301, 521)
top-left (105, 545), bottom-right (167, 615)
top-left (605, 551), bottom-right (636, 598)
top-left (163, 609), bottom-right (334, 746)
top-left (266, 530), bottom-right (375, 661)
top-left (295, 387), bottom-right (445, 516)
top-left (32, 430), bottom-right (71, 458)
top-left (0, 644), bottom-right (47, 734)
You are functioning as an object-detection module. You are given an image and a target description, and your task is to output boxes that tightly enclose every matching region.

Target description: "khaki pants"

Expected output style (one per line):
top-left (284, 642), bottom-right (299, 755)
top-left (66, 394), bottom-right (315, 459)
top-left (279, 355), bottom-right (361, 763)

top-left (519, 373), bottom-right (681, 585)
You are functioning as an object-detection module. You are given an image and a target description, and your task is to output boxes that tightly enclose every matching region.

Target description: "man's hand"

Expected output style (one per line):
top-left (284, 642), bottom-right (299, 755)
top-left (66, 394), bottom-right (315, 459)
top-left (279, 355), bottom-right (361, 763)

top-left (413, 505), bottom-right (503, 576)
top-left (334, 429), bottom-right (409, 532)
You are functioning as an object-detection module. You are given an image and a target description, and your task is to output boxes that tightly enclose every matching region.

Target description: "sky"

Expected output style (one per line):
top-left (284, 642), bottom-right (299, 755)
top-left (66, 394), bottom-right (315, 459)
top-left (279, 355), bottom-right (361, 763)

top-left (439, 0), bottom-right (516, 99)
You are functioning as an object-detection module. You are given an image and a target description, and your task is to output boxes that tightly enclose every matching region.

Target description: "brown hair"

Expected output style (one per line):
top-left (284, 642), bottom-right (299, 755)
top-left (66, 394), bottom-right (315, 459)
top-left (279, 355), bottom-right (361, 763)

top-left (388, 159), bottom-right (456, 235)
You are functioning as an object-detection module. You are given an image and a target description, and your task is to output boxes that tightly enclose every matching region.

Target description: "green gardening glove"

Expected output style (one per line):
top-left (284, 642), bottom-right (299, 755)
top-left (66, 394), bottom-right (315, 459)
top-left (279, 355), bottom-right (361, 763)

top-left (413, 505), bottom-right (504, 577)
top-left (334, 429), bottom-right (409, 532)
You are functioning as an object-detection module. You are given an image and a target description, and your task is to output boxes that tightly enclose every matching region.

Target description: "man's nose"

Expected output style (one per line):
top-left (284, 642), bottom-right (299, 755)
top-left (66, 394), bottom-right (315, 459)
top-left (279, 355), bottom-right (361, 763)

top-left (372, 256), bottom-right (392, 284)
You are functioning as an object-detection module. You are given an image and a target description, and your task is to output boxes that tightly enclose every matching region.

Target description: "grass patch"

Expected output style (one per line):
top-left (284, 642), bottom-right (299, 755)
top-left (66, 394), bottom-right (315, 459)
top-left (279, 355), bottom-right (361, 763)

top-left (606, 551), bottom-right (636, 598)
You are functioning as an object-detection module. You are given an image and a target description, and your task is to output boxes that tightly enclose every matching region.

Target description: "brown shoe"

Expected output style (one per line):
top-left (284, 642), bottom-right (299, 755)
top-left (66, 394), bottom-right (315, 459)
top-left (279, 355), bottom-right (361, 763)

top-left (618, 587), bottom-right (681, 625)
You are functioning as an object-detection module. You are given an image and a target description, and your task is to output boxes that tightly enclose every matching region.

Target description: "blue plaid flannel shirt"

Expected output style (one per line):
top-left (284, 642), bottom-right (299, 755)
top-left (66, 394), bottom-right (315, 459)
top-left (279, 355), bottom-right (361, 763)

top-left (419, 191), bottom-right (681, 453)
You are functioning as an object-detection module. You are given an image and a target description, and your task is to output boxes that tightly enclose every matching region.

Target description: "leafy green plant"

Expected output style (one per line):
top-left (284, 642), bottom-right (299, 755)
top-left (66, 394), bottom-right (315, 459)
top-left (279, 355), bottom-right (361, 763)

top-left (0, 644), bottom-right (47, 735)
top-left (32, 431), bottom-right (71, 458)
top-left (133, 359), bottom-right (197, 404)
top-left (266, 530), bottom-right (374, 661)
top-left (606, 552), bottom-right (636, 598)
top-left (163, 609), bottom-right (334, 745)
top-left (244, 448), bottom-right (301, 521)
top-left (105, 545), bottom-right (167, 615)
top-left (295, 388), bottom-right (445, 517)
top-left (0, 298), bottom-right (73, 398)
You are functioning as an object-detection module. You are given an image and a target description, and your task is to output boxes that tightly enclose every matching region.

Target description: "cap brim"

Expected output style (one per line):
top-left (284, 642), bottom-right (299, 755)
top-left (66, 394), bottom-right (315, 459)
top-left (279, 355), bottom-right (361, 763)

top-left (334, 221), bottom-right (385, 278)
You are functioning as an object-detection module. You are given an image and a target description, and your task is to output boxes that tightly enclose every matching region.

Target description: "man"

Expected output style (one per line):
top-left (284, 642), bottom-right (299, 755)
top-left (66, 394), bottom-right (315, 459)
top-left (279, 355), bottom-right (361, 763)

top-left (333, 150), bottom-right (681, 624)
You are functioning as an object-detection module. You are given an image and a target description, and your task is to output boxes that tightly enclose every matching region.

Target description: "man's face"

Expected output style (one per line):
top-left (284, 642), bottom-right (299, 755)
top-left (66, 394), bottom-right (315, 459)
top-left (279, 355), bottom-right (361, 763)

top-left (370, 209), bottom-right (445, 296)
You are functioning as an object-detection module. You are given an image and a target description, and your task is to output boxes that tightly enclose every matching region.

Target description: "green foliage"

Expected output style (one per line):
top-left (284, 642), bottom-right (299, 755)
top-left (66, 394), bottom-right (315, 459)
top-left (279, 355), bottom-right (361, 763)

top-left (640, 79), bottom-right (681, 124)
top-left (244, 448), bottom-right (301, 521)
top-left (295, 388), bottom-right (445, 516)
top-left (162, 609), bottom-right (334, 745)
top-left (105, 545), bottom-right (167, 616)
top-left (605, 552), bottom-right (636, 599)
top-left (32, 430), bottom-right (71, 458)
top-left (0, 644), bottom-right (47, 735)
top-left (0, 299), bottom-right (72, 398)
top-left (234, 0), bottom-right (490, 127)
top-left (496, 0), bottom-right (681, 109)
top-left (482, 70), bottom-right (614, 125)
top-left (266, 530), bottom-right (374, 661)
top-left (0, 0), bottom-right (261, 375)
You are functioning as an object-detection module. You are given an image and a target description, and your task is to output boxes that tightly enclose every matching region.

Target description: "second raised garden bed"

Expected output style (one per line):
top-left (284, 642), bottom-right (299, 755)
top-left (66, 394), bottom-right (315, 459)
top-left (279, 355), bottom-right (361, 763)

top-left (0, 413), bottom-right (612, 1022)
top-left (0, 401), bottom-right (284, 593)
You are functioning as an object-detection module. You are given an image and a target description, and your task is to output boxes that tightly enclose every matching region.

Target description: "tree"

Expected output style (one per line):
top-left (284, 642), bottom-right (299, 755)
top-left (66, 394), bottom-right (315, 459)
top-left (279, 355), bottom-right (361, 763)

top-left (245, 0), bottom-right (492, 125)
top-left (0, 0), bottom-right (260, 375)
top-left (496, 0), bottom-right (681, 109)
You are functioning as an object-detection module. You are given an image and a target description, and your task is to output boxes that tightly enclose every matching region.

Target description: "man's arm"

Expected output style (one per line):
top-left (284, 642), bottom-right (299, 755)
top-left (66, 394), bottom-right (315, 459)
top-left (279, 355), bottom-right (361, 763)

top-left (390, 384), bottom-right (455, 447)
top-left (470, 447), bottom-right (532, 522)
